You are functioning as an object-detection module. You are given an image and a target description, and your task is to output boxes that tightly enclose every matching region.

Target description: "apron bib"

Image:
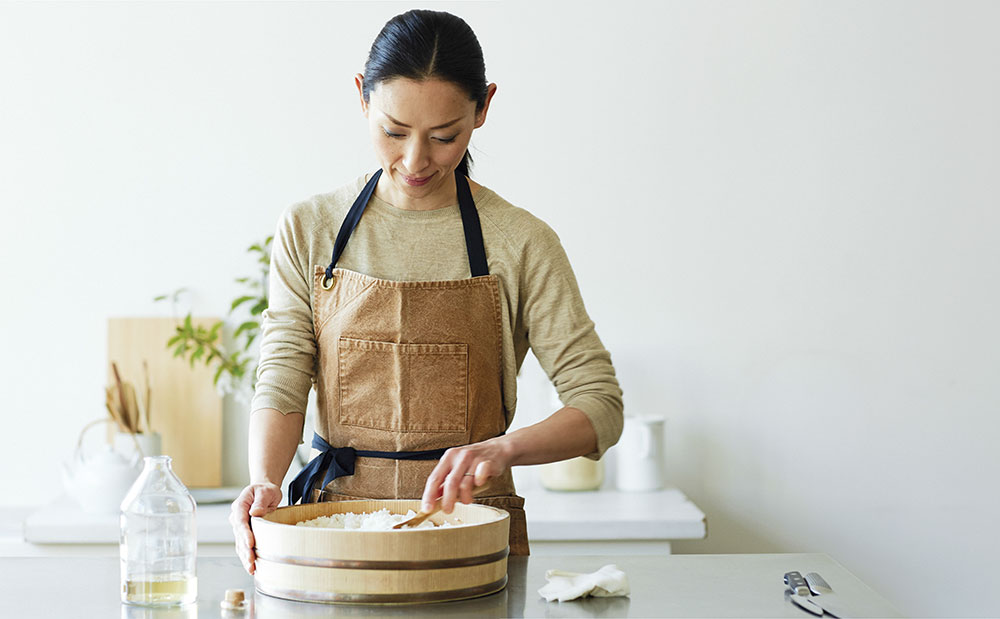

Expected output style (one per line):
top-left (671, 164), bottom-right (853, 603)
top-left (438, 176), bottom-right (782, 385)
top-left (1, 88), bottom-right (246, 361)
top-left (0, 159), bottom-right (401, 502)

top-left (288, 169), bottom-right (529, 555)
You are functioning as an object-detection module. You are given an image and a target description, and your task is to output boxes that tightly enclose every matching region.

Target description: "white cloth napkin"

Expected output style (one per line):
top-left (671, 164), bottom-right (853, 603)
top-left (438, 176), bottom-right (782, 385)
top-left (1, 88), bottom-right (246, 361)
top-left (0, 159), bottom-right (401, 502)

top-left (538, 564), bottom-right (631, 602)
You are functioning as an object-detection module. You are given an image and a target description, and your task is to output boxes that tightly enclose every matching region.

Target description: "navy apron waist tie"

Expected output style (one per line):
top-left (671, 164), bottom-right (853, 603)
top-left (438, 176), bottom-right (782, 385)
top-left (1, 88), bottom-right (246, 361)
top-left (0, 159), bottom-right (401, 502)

top-left (288, 432), bottom-right (502, 506)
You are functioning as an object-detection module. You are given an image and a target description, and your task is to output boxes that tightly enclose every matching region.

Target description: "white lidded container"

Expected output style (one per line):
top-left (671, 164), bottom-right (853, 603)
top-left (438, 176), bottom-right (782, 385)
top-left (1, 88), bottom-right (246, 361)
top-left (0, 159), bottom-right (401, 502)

top-left (120, 455), bottom-right (198, 606)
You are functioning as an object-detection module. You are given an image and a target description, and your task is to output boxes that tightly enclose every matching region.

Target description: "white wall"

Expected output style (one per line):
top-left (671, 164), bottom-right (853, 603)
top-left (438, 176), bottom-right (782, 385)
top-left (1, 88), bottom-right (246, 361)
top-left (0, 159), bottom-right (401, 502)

top-left (1, 1), bottom-right (997, 616)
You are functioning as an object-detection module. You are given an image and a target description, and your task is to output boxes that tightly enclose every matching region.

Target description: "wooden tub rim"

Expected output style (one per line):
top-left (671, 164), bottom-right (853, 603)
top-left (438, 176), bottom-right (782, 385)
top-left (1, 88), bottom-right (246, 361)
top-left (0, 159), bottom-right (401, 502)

top-left (252, 499), bottom-right (510, 534)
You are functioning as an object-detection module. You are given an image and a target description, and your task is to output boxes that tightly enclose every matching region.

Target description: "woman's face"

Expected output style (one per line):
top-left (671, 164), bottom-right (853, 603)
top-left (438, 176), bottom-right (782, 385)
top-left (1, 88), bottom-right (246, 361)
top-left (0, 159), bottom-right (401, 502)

top-left (357, 76), bottom-right (495, 210)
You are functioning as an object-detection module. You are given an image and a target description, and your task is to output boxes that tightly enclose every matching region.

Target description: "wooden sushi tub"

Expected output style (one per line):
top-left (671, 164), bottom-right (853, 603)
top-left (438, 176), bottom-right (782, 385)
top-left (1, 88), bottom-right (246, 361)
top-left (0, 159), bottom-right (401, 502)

top-left (251, 499), bottom-right (510, 604)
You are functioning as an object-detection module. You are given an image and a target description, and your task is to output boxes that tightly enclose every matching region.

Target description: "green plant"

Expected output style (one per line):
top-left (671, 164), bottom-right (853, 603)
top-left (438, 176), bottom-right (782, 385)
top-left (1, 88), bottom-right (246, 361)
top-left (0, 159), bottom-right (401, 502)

top-left (155, 236), bottom-right (273, 388)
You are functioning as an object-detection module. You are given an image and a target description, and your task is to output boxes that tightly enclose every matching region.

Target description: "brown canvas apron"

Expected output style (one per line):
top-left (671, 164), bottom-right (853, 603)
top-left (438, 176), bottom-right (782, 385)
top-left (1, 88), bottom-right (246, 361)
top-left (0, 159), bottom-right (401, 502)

top-left (287, 169), bottom-right (529, 555)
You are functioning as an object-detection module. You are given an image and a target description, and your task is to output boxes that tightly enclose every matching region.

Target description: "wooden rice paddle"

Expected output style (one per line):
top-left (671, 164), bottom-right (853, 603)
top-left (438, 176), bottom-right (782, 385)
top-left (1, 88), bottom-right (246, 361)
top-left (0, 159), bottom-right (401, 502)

top-left (392, 497), bottom-right (443, 529)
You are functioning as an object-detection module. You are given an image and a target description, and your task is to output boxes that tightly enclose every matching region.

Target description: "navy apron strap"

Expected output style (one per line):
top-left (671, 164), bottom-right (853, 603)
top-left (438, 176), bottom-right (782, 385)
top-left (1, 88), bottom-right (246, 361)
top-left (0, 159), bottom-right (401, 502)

top-left (288, 432), bottom-right (504, 505)
top-left (455, 171), bottom-right (489, 277)
top-left (322, 169), bottom-right (489, 281)
top-left (324, 169), bottom-right (382, 285)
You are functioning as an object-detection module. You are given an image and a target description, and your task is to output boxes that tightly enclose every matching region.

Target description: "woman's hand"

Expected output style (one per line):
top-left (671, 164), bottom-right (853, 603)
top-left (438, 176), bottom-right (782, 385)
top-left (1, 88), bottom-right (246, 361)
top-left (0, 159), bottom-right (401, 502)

top-left (420, 437), bottom-right (513, 514)
top-left (229, 482), bottom-right (283, 575)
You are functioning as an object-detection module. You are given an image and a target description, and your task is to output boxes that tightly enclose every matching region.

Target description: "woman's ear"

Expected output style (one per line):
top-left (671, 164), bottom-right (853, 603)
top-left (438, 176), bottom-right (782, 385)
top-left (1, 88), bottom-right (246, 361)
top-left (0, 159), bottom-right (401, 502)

top-left (474, 83), bottom-right (498, 128)
top-left (355, 73), bottom-right (368, 116)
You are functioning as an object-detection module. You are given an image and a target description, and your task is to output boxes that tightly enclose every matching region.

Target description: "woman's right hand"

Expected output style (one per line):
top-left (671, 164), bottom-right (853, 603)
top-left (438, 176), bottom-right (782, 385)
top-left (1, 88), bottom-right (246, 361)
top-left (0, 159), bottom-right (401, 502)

top-left (229, 481), bottom-right (283, 575)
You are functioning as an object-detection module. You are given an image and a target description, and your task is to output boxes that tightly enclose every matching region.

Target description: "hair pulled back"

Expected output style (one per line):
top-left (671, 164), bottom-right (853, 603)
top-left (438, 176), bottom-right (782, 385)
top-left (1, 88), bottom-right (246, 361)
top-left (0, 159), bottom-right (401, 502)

top-left (362, 10), bottom-right (487, 178)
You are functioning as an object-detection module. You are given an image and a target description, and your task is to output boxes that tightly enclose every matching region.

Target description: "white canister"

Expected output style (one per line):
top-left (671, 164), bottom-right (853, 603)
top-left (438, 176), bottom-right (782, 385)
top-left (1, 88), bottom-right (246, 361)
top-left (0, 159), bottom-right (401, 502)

top-left (615, 416), bottom-right (666, 492)
top-left (539, 457), bottom-right (604, 491)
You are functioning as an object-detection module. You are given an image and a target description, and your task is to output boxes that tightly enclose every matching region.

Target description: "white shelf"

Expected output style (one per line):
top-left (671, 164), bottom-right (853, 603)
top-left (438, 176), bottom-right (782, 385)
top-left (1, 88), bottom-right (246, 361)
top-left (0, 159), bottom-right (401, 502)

top-left (23, 500), bottom-right (233, 544)
top-left (522, 486), bottom-right (705, 541)
top-left (20, 484), bottom-right (705, 546)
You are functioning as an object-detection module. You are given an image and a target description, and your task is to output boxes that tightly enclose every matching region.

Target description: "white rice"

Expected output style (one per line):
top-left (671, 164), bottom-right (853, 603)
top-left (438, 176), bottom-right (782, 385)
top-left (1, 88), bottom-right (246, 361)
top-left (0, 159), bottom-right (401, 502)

top-left (295, 508), bottom-right (455, 530)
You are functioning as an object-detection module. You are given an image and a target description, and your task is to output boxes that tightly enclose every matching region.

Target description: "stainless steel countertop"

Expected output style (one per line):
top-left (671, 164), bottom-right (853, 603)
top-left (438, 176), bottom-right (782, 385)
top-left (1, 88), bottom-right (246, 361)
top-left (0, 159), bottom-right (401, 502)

top-left (4, 553), bottom-right (902, 618)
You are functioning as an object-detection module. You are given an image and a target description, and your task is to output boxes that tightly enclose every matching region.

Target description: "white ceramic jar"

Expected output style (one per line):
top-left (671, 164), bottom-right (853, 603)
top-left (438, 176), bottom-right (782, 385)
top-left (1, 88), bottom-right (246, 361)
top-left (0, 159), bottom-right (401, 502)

top-left (615, 416), bottom-right (666, 492)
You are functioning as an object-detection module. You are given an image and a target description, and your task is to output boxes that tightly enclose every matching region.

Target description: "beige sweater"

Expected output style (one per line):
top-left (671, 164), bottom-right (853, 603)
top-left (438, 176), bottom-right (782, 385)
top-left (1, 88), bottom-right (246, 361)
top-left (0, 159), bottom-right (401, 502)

top-left (251, 174), bottom-right (623, 458)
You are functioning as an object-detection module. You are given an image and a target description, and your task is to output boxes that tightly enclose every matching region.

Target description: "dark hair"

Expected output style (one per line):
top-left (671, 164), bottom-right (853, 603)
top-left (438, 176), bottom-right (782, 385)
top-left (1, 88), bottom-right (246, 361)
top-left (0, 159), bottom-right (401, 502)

top-left (362, 10), bottom-right (487, 178)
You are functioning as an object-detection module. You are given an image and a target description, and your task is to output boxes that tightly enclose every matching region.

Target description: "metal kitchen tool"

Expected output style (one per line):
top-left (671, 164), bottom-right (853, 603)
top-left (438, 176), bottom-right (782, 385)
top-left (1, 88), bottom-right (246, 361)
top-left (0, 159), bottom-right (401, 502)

top-left (784, 571), bottom-right (811, 596)
top-left (784, 571), bottom-right (823, 616)
top-left (806, 572), bottom-right (858, 618)
top-left (789, 592), bottom-right (824, 616)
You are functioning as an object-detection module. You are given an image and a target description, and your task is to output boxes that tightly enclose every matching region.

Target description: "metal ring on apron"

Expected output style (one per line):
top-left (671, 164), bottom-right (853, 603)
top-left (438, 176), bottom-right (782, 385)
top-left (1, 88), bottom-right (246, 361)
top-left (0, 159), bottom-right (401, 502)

top-left (321, 274), bottom-right (335, 290)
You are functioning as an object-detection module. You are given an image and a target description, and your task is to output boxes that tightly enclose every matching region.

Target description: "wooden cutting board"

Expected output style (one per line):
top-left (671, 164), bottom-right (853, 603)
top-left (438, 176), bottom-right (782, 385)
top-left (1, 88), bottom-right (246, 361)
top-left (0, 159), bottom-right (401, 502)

top-left (107, 317), bottom-right (223, 487)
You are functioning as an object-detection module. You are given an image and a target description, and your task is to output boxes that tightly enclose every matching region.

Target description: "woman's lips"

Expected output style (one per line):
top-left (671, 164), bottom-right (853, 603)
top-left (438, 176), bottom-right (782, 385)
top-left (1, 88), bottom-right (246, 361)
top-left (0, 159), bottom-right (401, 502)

top-left (402, 172), bottom-right (433, 186)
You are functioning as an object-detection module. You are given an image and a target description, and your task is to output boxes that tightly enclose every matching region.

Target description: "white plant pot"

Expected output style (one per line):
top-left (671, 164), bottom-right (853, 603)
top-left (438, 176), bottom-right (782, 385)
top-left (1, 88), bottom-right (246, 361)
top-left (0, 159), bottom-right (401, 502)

top-left (113, 431), bottom-right (163, 461)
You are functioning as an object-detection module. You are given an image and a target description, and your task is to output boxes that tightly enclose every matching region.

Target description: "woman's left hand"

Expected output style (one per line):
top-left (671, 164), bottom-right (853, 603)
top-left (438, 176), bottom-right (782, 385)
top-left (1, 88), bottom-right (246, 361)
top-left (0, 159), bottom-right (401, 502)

top-left (421, 437), bottom-right (512, 514)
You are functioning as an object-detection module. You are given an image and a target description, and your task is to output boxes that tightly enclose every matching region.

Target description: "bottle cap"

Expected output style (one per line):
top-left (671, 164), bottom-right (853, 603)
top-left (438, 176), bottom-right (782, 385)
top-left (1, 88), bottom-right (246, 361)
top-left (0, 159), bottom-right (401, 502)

top-left (221, 588), bottom-right (247, 609)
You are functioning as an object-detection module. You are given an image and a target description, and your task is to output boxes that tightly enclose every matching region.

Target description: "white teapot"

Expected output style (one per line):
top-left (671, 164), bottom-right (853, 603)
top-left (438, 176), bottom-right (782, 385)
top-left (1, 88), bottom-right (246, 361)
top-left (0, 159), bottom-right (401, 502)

top-left (61, 419), bottom-right (143, 514)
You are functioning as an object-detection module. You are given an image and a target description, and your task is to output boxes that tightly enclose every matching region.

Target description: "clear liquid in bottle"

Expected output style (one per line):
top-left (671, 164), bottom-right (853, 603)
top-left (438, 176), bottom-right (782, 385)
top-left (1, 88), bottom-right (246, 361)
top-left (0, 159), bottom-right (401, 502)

top-left (120, 455), bottom-right (197, 606)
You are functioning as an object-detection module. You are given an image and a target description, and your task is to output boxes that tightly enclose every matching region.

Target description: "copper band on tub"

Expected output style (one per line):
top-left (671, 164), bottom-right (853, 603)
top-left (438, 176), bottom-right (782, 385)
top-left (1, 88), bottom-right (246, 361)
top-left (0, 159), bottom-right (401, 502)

top-left (255, 575), bottom-right (508, 605)
top-left (253, 546), bottom-right (508, 570)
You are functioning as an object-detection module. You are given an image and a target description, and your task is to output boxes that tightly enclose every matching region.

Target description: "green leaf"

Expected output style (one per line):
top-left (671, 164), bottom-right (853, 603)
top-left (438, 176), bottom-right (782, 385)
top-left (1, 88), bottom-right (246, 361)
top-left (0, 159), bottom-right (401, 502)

top-left (231, 295), bottom-right (256, 312)
top-left (213, 364), bottom-right (225, 386)
top-left (153, 294), bottom-right (168, 302)
top-left (184, 314), bottom-right (193, 332)
top-left (250, 299), bottom-right (268, 316)
top-left (234, 320), bottom-right (258, 338)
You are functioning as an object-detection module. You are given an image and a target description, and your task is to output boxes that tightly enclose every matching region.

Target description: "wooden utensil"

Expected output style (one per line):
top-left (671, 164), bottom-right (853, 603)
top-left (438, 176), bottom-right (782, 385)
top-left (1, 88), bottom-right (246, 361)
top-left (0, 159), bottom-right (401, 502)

top-left (124, 382), bottom-right (141, 433)
top-left (392, 497), bottom-right (443, 529)
top-left (142, 359), bottom-right (152, 431)
top-left (105, 387), bottom-right (127, 432)
top-left (111, 362), bottom-right (132, 432)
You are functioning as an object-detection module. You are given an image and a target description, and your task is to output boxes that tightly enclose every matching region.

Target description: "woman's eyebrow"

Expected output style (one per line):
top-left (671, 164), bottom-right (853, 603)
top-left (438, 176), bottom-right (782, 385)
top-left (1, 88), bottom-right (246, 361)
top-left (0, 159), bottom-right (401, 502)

top-left (383, 111), bottom-right (463, 130)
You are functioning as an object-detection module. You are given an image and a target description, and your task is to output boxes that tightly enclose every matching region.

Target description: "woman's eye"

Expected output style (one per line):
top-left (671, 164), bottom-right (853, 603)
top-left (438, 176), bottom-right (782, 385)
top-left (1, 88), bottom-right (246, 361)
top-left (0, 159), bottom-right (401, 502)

top-left (382, 128), bottom-right (457, 143)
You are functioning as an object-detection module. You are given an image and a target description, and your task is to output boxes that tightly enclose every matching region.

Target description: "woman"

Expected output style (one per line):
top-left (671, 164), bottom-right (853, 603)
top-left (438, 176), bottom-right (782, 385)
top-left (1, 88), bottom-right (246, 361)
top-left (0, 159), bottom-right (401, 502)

top-left (230, 9), bottom-right (623, 573)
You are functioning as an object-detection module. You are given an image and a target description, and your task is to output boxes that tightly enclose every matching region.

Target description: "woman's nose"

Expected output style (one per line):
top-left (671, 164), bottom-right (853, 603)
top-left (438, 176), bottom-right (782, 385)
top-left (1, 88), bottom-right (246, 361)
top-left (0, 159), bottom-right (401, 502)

top-left (402, 138), bottom-right (429, 173)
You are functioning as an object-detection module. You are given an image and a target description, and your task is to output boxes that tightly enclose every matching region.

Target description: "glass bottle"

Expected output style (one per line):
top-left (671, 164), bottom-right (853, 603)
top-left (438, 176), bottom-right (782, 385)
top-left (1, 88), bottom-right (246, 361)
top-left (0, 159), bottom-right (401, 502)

top-left (120, 455), bottom-right (198, 606)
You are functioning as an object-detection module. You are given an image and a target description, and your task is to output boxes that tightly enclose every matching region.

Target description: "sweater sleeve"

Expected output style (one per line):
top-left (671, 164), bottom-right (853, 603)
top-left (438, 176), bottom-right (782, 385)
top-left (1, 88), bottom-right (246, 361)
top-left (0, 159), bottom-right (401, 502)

top-left (250, 204), bottom-right (316, 416)
top-left (519, 223), bottom-right (624, 459)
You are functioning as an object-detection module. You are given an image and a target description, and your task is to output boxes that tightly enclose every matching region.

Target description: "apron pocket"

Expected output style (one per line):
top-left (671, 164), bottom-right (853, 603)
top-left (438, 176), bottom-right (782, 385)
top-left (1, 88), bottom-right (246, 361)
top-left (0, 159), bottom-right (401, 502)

top-left (338, 337), bottom-right (468, 433)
